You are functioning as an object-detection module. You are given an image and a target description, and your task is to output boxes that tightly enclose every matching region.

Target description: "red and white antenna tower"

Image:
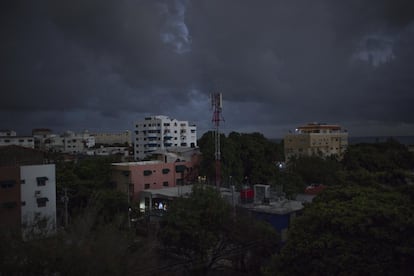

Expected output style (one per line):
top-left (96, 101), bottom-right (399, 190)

top-left (211, 93), bottom-right (224, 189)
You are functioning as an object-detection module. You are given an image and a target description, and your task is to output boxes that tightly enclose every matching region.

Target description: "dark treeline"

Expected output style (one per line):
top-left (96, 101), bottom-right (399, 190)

top-left (199, 133), bottom-right (414, 196)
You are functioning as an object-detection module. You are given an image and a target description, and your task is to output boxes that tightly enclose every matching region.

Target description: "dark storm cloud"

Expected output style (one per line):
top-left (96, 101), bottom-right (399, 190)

top-left (1, 0), bottom-right (414, 136)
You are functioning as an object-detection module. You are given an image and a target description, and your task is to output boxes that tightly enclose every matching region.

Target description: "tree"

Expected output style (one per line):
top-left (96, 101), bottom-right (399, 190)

top-left (159, 184), bottom-right (279, 274)
top-left (264, 185), bottom-right (414, 275)
top-left (197, 131), bottom-right (284, 186)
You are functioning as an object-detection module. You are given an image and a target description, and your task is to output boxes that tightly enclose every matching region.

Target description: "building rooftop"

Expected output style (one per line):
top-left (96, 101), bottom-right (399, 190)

top-left (242, 199), bottom-right (304, 215)
top-left (140, 185), bottom-right (193, 198)
top-left (112, 160), bottom-right (163, 166)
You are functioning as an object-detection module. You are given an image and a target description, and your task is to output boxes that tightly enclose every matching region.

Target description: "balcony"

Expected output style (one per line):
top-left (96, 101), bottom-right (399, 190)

top-left (147, 143), bottom-right (158, 148)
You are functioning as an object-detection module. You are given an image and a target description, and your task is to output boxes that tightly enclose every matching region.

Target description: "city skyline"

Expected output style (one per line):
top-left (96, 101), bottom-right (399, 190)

top-left (1, 1), bottom-right (414, 138)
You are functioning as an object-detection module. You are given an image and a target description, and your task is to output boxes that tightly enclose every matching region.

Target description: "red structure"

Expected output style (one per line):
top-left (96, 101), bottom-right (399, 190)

top-left (211, 93), bottom-right (224, 188)
top-left (240, 187), bottom-right (254, 203)
top-left (304, 184), bottom-right (327, 195)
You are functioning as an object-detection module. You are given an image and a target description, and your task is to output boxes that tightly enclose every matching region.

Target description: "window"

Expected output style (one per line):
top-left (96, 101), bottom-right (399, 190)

top-left (163, 181), bottom-right (169, 187)
top-left (4, 139), bottom-right (10, 143)
top-left (21, 179), bottom-right (25, 184)
top-left (36, 177), bottom-right (48, 186)
top-left (144, 183), bottom-right (150, 189)
top-left (162, 168), bottom-right (170, 174)
top-left (21, 201), bottom-right (26, 206)
top-left (0, 180), bottom-right (16, 189)
top-left (176, 165), bottom-right (186, 173)
top-left (143, 170), bottom-right (152, 176)
top-left (36, 197), bottom-right (49, 207)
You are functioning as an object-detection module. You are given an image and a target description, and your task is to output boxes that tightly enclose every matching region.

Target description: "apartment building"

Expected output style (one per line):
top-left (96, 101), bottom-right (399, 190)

top-left (32, 129), bottom-right (95, 154)
top-left (284, 123), bottom-right (348, 162)
top-left (134, 115), bottom-right (197, 160)
top-left (0, 130), bottom-right (34, 149)
top-left (92, 131), bottom-right (132, 146)
top-left (0, 146), bottom-right (56, 238)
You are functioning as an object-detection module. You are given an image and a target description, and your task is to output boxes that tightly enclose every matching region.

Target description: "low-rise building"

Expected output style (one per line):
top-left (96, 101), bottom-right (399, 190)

top-left (0, 146), bottom-right (56, 239)
top-left (92, 131), bottom-right (131, 146)
top-left (0, 130), bottom-right (34, 149)
top-left (284, 122), bottom-right (348, 162)
top-left (112, 149), bottom-right (200, 205)
top-left (32, 129), bottom-right (96, 154)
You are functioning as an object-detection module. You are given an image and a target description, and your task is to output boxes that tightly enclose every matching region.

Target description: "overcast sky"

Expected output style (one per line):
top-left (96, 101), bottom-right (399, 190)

top-left (1, 0), bottom-right (414, 138)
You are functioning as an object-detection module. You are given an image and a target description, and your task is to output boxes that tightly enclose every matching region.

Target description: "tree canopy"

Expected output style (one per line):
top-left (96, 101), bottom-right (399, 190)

top-left (198, 131), bottom-right (284, 186)
top-left (264, 185), bottom-right (414, 275)
top-left (159, 184), bottom-right (279, 274)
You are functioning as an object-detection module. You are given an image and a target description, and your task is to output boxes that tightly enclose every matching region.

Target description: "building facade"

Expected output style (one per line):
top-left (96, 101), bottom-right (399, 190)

top-left (0, 146), bottom-right (56, 238)
top-left (134, 115), bottom-right (197, 160)
top-left (32, 130), bottom-right (96, 154)
top-left (0, 130), bottom-right (34, 149)
top-left (284, 123), bottom-right (348, 162)
top-left (20, 164), bottom-right (56, 238)
top-left (92, 131), bottom-right (132, 146)
top-left (112, 149), bottom-right (200, 204)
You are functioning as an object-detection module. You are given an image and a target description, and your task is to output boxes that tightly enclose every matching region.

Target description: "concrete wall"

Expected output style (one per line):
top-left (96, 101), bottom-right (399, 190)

top-left (20, 164), bottom-right (56, 236)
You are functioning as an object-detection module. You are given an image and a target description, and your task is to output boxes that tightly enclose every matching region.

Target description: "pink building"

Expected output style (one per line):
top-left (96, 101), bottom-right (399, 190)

top-left (112, 158), bottom-right (199, 202)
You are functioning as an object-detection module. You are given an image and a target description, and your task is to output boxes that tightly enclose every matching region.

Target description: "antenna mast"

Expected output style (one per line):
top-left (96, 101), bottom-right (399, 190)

top-left (211, 93), bottom-right (223, 189)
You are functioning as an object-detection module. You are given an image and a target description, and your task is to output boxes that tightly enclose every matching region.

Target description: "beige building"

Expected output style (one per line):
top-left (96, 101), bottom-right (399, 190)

top-left (92, 131), bottom-right (131, 146)
top-left (284, 123), bottom-right (348, 162)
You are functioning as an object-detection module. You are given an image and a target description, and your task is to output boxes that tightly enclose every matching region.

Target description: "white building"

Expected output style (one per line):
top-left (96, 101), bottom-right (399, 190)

top-left (0, 130), bottom-right (34, 148)
top-left (20, 164), bottom-right (56, 238)
top-left (34, 130), bottom-right (96, 154)
top-left (134, 115), bottom-right (197, 160)
top-left (0, 130), bottom-right (17, 137)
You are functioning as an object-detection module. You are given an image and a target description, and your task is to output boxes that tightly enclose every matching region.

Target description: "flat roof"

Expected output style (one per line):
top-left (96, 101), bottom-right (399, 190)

top-left (112, 160), bottom-right (163, 166)
top-left (242, 200), bottom-right (304, 215)
top-left (140, 185), bottom-right (193, 198)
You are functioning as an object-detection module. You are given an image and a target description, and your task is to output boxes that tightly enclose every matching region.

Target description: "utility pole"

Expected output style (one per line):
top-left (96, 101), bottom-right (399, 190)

top-left (62, 187), bottom-right (69, 228)
top-left (211, 93), bottom-right (224, 189)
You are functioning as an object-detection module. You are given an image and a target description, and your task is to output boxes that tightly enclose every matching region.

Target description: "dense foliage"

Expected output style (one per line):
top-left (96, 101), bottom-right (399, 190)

top-left (0, 205), bottom-right (157, 275)
top-left (159, 184), bottom-right (279, 274)
top-left (264, 185), bottom-right (414, 275)
top-left (55, 156), bottom-right (128, 225)
top-left (198, 131), bottom-right (284, 186)
top-left (198, 133), bottom-right (414, 196)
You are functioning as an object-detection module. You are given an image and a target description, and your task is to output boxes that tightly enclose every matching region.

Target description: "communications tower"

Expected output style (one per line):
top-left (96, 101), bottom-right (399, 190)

top-left (211, 93), bottom-right (224, 188)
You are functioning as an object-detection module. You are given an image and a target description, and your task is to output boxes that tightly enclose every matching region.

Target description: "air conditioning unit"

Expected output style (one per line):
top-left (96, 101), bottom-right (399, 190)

top-left (34, 190), bottom-right (42, 198)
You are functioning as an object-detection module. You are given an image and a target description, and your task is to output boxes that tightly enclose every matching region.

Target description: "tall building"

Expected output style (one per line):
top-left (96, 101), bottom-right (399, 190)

top-left (284, 123), bottom-right (348, 162)
top-left (134, 115), bottom-right (197, 160)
